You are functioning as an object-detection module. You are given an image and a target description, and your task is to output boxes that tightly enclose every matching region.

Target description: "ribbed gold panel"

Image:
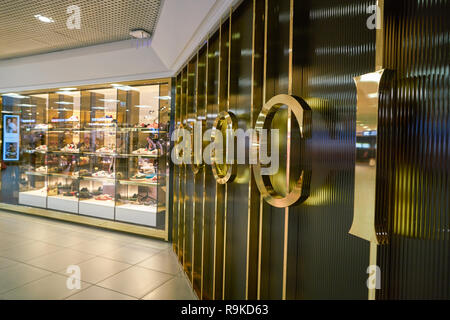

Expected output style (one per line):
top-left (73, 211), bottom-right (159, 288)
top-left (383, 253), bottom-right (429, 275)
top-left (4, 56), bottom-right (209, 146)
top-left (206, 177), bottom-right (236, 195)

top-left (377, 0), bottom-right (449, 300)
top-left (172, 0), bottom-right (448, 300)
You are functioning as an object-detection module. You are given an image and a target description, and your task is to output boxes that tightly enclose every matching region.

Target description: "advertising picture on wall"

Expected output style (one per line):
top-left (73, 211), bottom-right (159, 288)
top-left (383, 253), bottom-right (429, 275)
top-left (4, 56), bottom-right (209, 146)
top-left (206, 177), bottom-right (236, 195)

top-left (3, 115), bottom-right (20, 161)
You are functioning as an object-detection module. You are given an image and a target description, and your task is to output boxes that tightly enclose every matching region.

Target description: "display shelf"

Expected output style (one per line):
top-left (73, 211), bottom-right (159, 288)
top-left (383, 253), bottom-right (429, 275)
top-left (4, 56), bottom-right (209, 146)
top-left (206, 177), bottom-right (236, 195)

top-left (80, 176), bottom-right (116, 183)
top-left (115, 203), bottom-right (157, 227)
top-left (19, 189), bottom-right (47, 208)
top-left (118, 180), bottom-right (158, 187)
top-left (79, 199), bottom-right (115, 220)
top-left (24, 149), bottom-right (47, 154)
top-left (25, 171), bottom-right (47, 177)
top-left (118, 153), bottom-right (160, 158)
top-left (47, 195), bottom-right (79, 213)
top-left (47, 172), bottom-right (79, 178)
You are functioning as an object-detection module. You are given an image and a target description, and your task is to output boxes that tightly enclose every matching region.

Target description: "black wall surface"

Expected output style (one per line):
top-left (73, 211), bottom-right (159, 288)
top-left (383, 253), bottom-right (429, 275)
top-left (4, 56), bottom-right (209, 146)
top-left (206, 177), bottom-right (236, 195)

top-left (376, 0), bottom-right (449, 300)
top-left (173, 0), bottom-right (375, 300)
top-left (172, 0), bottom-right (449, 300)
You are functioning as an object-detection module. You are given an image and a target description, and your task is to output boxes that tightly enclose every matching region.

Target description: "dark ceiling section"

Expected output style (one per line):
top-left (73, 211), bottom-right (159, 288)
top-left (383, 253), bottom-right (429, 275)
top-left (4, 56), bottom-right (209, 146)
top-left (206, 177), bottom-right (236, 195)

top-left (0, 0), bottom-right (161, 60)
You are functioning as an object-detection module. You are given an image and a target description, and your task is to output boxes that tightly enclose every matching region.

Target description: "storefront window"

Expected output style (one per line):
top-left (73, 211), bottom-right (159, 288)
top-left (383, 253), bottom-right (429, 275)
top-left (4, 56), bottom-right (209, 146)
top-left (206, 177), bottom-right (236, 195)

top-left (0, 81), bottom-right (171, 233)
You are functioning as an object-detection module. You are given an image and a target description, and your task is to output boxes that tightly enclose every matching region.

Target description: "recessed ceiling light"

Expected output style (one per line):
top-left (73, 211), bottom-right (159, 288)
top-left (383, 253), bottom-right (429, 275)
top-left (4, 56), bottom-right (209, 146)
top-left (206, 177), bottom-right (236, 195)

top-left (129, 29), bottom-right (151, 39)
top-left (34, 14), bottom-right (54, 23)
top-left (2, 93), bottom-right (27, 99)
top-left (111, 84), bottom-right (138, 91)
top-left (99, 99), bottom-right (120, 103)
top-left (59, 88), bottom-right (77, 91)
top-left (56, 91), bottom-right (78, 95)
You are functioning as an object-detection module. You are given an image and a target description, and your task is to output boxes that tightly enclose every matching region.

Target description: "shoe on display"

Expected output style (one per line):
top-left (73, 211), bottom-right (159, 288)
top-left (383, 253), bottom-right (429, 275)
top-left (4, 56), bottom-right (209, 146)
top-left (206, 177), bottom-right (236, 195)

top-left (141, 164), bottom-right (155, 174)
top-left (79, 169), bottom-right (90, 177)
top-left (92, 171), bottom-right (106, 177)
top-left (61, 144), bottom-right (79, 153)
top-left (130, 173), bottom-right (147, 181)
top-left (95, 194), bottom-right (113, 201)
top-left (77, 189), bottom-right (92, 199)
top-left (96, 146), bottom-right (114, 154)
top-left (34, 124), bottom-right (52, 130)
top-left (35, 145), bottom-right (48, 151)
top-left (132, 148), bottom-right (157, 155)
top-left (92, 187), bottom-right (103, 196)
top-left (66, 115), bottom-right (79, 122)
top-left (132, 148), bottom-right (146, 154)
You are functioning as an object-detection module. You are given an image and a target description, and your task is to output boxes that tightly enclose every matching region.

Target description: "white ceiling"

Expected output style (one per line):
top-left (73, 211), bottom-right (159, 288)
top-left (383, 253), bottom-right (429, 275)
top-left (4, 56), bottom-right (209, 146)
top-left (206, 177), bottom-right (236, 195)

top-left (0, 0), bottom-right (236, 93)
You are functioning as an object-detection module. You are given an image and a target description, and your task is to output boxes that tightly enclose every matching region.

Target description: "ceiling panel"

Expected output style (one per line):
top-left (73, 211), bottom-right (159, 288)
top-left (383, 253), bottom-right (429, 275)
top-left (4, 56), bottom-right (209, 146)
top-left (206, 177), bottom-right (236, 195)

top-left (0, 0), bottom-right (161, 60)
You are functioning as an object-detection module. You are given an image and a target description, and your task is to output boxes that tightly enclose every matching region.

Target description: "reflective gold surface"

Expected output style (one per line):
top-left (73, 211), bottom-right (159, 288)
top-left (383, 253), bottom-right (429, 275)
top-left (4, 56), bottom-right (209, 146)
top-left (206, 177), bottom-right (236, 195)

top-left (253, 94), bottom-right (311, 208)
top-left (173, 0), bottom-right (378, 300)
top-left (211, 111), bottom-right (238, 185)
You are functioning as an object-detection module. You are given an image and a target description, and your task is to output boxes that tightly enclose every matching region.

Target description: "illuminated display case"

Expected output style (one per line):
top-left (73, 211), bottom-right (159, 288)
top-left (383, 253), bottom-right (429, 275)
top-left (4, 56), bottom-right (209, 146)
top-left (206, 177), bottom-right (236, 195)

top-left (15, 82), bottom-right (170, 230)
top-left (19, 95), bottom-right (49, 208)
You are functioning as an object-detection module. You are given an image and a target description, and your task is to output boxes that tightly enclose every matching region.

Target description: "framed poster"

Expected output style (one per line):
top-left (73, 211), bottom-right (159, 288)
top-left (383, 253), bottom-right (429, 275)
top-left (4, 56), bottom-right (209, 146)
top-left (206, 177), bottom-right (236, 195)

top-left (3, 115), bottom-right (20, 161)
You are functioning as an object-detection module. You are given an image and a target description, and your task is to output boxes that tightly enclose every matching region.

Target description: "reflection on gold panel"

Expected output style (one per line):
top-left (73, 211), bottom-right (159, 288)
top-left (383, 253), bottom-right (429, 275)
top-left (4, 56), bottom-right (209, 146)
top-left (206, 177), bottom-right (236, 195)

top-left (173, 0), bottom-right (379, 300)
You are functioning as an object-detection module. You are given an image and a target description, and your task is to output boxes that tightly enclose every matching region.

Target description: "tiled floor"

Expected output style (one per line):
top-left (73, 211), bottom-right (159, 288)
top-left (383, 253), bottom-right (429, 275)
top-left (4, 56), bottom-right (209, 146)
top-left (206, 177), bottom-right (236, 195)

top-left (0, 210), bottom-right (197, 300)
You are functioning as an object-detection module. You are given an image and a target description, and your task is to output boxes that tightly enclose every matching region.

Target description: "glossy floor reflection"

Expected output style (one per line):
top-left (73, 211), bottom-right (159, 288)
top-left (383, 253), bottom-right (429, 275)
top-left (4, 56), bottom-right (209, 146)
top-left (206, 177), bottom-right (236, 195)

top-left (0, 210), bottom-right (197, 300)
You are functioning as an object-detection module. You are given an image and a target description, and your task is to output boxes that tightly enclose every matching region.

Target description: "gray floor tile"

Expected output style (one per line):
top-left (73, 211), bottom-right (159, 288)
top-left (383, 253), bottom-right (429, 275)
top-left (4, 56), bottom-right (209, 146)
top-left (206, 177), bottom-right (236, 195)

top-left (66, 285), bottom-right (137, 300)
top-left (0, 241), bottom-right (63, 262)
top-left (0, 263), bottom-right (50, 294)
top-left (0, 210), bottom-right (190, 300)
top-left (69, 239), bottom-right (126, 256)
top-left (18, 229), bottom-right (62, 241)
top-left (27, 248), bottom-right (95, 273)
top-left (128, 238), bottom-right (171, 251)
top-left (63, 257), bottom-right (131, 284)
top-left (138, 250), bottom-right (182, 275)
top-left (97, 266), bottom-right (173, 298)
top-left (0, 257), bottom-right (17, 269)
top-left (1, 273), bottom-right (89, 300)
top-left (142, 277), bottom-right (197, 300)
top-left (100, 244), bottom-right (160, 265)
top-left (42, 232), bottom-right (92, 247)
top-left (0, 238), bottom-right (32, 251)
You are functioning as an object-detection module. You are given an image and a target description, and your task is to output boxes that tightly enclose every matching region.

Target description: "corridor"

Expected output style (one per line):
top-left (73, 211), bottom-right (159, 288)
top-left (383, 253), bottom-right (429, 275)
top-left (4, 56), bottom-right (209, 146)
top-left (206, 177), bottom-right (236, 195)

top-left (0, 210), bottom-right (196, 300)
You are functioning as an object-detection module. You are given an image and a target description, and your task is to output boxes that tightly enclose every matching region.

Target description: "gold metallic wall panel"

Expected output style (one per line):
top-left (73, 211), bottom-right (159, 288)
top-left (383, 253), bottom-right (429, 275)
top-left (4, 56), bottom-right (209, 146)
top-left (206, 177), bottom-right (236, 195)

top-left (223, 0), bottom-right (255, 299)
top-left (290, 0), bottom-right (375, 299)
top-left (212, 18), bottom-right (230, 300)
top-left (377, 0), bottom-right (449, 300)
top-left (193, 46), bottom-right (208, 296)
top-left (173, 74), bottom-right (182, 254)
top-left (173, 0), bottom-right (448, 300)
top-left (258, 0), bottom-right (292, 300)
top-left (174, 0), bottom-right (375, 300)
top-left (178, 67), bottom-right (188, 263)
top-left (183, 57), bottom-right (197, 280)
top-left (202, 29), bottom-right (220, 300)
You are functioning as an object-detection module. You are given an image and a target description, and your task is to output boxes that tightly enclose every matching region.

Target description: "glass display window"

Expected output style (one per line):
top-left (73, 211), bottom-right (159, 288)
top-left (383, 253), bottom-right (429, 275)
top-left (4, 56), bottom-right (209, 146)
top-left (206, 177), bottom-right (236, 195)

top-left (14, 80), bottom-right (170, 232)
